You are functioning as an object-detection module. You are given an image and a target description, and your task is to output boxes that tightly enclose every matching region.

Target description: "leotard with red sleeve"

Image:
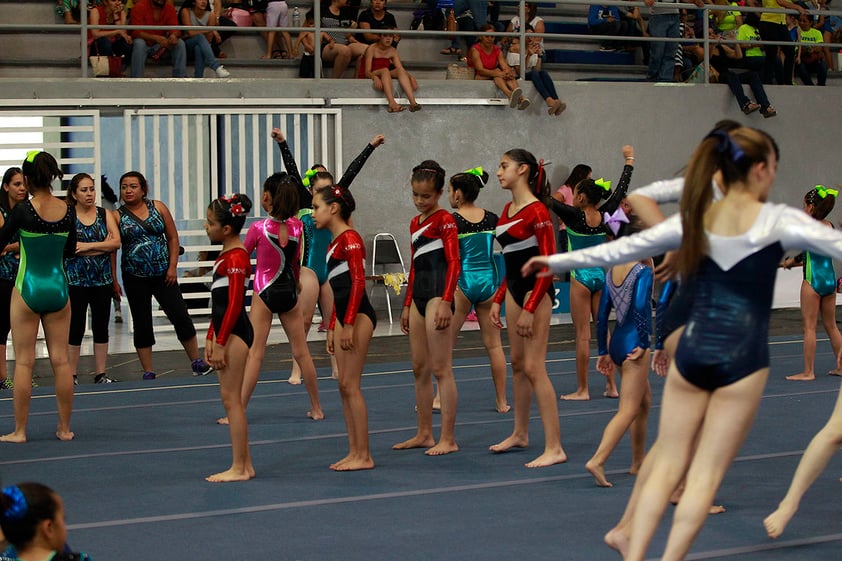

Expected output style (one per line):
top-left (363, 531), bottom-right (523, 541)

top-left (403, 209), bottom-right (461, 316)
top-left (327, 229), bottom-right (377, 329)
top-left (208, 247), bottom-right (254, 347)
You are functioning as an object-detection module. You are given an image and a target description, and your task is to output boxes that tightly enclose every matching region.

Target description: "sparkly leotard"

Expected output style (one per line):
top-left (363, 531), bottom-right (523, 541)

top-left (0, 200), bottom-right (76, 314)
top-left (404, 209), bottom-right (460, 317)
top-left (244, 216), bottom-right (302, 314)
top-left (493, 201), bottom-right (555, 313)
top-left (327, 229), bottom-right (377, 328)
top-left (454, 210), bottom-right (500, 305)
top-left (597, 263), bottom-right (653, 366)
top-left (208, 247), bottom-right (253, 347)
top-left (549, 164), bottom-right (633, 293)
top-left (803, 250), bottom-right (836, 297)
top-left (547, 204), bottom-right (842, 390)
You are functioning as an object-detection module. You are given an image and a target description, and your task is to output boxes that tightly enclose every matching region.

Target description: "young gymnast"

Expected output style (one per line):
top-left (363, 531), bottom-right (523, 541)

top-left (393, 160), bottom-right (461, 456)
top-left (488, 149), bottom-right (567, 468)
top-left (0, 167), bottom-right (26, 392)
top-left (522, 127), bottom-right (842, 561)
top-left (433, 167), bottom-right (509, 413)
top-left (549, 146), bottom-right (635, 401)
top-left (242, 173), bottom-right (323, 421)
top-left (0, 151), bottom-right (76, 443)
top-left (271, 128), bottom-right (384, 384)
top-left (359, 29), bottom-right (421, 113)
top-left (780, 185), bottom-right (842, 380)
top-left (586, 217), bottom-right (653, 487)
top-left (0, 482), bottom-right (92, 561)
top-left (204, 194), bottom-right (256, 482)
top-left (313, 184), bottom-right (376, 471)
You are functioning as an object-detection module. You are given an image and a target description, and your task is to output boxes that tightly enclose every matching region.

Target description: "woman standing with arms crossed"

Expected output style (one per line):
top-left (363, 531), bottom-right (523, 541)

top-left (0, 151), bottom-right (76, 443)
top-left (114, 171), bottom-right (212, 381)
top-left (488, 149), bottom-right (567, 468)
top-left (0, 168), bottom-right (26, 392)
top-left (65, 173), bottom-right (121, 385)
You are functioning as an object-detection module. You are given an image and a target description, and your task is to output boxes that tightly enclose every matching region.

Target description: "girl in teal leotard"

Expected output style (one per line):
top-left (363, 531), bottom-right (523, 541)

top-left (781, 185), bottom-right (842, 381)
top-left (0, 151), bottom-right (77, 444)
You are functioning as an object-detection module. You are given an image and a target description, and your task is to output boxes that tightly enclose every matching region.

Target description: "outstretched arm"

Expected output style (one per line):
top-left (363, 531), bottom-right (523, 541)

top-left (337, 134), bottom-right (385, 189)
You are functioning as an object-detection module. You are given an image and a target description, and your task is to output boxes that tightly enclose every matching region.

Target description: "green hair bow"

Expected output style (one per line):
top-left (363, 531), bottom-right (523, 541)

top-left (25, 150), bottom-right (40, 163)
top-left (594, 178), bottom-right (611, 192)
top-left (302, 168), bottom-right (319, 188)
top-left (816, 185), bottom-right (838, 199)
top-left (464, 166), bottom-right (484, 177)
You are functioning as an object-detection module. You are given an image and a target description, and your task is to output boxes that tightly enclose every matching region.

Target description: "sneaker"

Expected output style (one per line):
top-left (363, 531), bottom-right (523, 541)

top-left (143, 371), bottom-right (156, 381)
top-left (192, 359), bottom-right (213, 376)
top-left (94, 373), bottom-right (115, 384)
top-left (317, 321), bottom-right (327, 333)
top-left (114, 310), bottom-right (123, 323)
top-left (509, 88), bottom-right (522, 108)
top-left (73, 375), bottom-right (79, 386)
top-left (0, 378), bottom-right (12, 390)
top-left (214, 65), bottom-right (230, 78)
top-left (517, 97), bottom-right (531, 111)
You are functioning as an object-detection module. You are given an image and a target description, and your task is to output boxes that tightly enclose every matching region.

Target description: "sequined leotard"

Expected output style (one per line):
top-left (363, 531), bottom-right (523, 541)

top-left (597, 263), bottom-right (653, 366)
top-left (454, 210), bottom-right (501, 305)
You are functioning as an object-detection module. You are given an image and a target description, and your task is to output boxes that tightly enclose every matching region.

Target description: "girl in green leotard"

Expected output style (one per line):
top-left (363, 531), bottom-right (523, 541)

top-left (0, 151), bottom-right (77, 443)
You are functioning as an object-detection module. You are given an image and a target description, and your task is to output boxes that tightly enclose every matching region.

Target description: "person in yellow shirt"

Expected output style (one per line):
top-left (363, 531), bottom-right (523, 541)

top-left (757, 0), bottom-right (808, 84)
top-left (795, 13), bottom-right (828, 85)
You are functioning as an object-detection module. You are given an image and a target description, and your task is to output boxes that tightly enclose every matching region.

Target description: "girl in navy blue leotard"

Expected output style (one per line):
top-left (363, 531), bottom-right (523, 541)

top-left (781, 186), bottom-right (842, 381)
top-left (313, 184), bottom-right (376, 471)
top-left (0, 152), bottom-right (76, 444)
top-left (488, 149), bottom-right (567, 469)
top-left (526, 127), bottom-right (842, 560)
top-left (393, 160), bottom-right (461, 456)
top-left (441, 167), bottom-right (509, 414)
top-left (204, 193), bottom-right (256, 483)
top-left (586, 220), bottom-right (654, 488)
top-left (549, 146), bottom-right (635, 401)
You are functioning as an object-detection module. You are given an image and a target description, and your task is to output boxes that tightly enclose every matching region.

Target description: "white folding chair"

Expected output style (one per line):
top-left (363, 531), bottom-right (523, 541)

top-left (370, 232), bottom-right (408, 324)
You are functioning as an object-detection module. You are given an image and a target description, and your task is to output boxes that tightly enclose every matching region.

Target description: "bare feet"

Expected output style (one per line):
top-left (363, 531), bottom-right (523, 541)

top-left (0, 431), bottom-right (27, 443)
top-left (628, 461), bottom-right (642, 475)
top-left (329, 454), bottom-right (352, 470)
top-left (496, 402), bottom-right (512, 413)
top-left (786, 372), bottom-right (816, 381)
top-left (205, 467), bottom-right (253, 483)
top-left (488, 433), bottom-right (528, 453)
top-left (709, 504), bottom-right (726, 515)
top-left (216, 416), bottom-right (229, 425)
top-left (56, 430), bottom-right (75, 442)
top-left (331, 457), bottom-right (375, 471)
top-left (829, 369), bottom-right (842, 376)
top-left (603, 389), bottom-right (619, 399)
top-left (307, 409), bottom-right (325, 420)
top-left (432, 395), bottom-right (441, 411)
top-left (393, 434), bottom-right (435, 450)
top-left (561, 391), bottom-right (590, 401)
top-left (764, 505), bottom-right (795, 539)
top-left (586, 460), bottom-right (613, 487)
top-left (331, 369), bottom-right (339, 380)
top-left (604, 527), bottom-right (630, 558)
top-left (525, 449), bottom-right (567, 468)
top-left (426, 441), bottom-right (459, 456)
top-left (287, 374), bottom-right (302, 385)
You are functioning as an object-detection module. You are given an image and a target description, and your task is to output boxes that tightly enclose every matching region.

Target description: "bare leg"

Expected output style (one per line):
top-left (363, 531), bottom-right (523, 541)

top-left (68, 344), bottom-right (82, 378)
top-left (229, 295), bottom-right (273, 424)
top-left (765, 378), bottom-right (842, 538)
top-left (280, 303), bottom-right (323, 419)
top-left (136, 346), bottom-right (154, 374)
top-left (594, 291), bottom-right (618, 397)
top-left (322, 43), bottom-right (352, 78)
top-left (393, 302), bottom-right (436, 450)
top-left (424, 298), bottom-right (459, 456)
top-left (820, 293), bottom-right (842, 375)
top-left (788, 281), bottom-right (819, 380)
top-left (318, 281), bottom-right (339, 379)
top-left (331, 316), bottom-right (375, 471)
top-left (586, 350), bottom-right (650, 487)
top-left (290, 267), bottom-right (319, 384)
top-left (476, 299), bottom-right (510, 413)
top-left (1, 293), bottom-right (41, 443)
top-left (563, 280), bottom-right (593, 400)
top-left (373, 68), bottom-right (400, 110)
top-left (394, 67), bottom-right (420, 107)
top-left (207, 336), bottom-right (254, 482)
top-left (42, 303), bottom-right (75, 441)
top-left (93, 342), bottom-right (109, 376)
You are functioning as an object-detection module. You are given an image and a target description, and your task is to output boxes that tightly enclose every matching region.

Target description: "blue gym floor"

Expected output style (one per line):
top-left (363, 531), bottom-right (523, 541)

top-left (2, 333), bottom-right (842, 561)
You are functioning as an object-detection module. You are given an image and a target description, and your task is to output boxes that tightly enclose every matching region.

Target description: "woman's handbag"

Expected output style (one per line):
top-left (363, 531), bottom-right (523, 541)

top-left (89, 43), bottom-right (123, 78)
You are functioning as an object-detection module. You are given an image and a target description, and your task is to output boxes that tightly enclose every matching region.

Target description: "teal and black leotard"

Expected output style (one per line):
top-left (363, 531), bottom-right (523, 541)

top-left (801, 250), bottom-right (836, 297)
top-left (454, 210), bottom-right (501, 305)
top-left (277, 138), bottom-right (377, 284)
top-left (549, 164), bottom-right (633, 293)
top-left (0, 199), bottom-right (76, 314)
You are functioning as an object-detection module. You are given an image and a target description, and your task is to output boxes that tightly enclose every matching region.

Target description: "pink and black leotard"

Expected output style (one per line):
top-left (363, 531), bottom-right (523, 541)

top-left (327, 229), bottom-right (377, 329)
top-left (208, 247), bottom-right (254, 348)
top-left (244, 216), bottom-right (303, 314)
top-left (404, 209), bottom-right (461, 317)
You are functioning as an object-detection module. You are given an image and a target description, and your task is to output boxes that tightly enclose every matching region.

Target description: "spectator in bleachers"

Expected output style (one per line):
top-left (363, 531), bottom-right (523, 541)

top-left (321, 0), bottom-right (369, 78)
top-left (359, 29), bottom-right (421, 112)
top-left (296, 9), bottom-right (335, 77)
top-left (469, 23), bottom-right (529, 110)
top-left (178, 0), bottom-right (231, 77)
top-left (262, 1), bottom-right (295, 59)
top-left (758, 0), bottom-right (808, 84)
top-left (89, 0), bottom-right (133, 59)
top-left (730, 11), bottom-right (777, 116)
top-left (619, 0), bottom-right (649, 64)
top-left (708, 0), bottom-right (743, 39)
top-left (794, 12), bottom-right (828, 84)
top-left (56, 0), bottom-right (99, 24)
top-left (236, 1), bottom-right (271, 54)
top-left (675, 8), bottom-right (702, 81)
top-left (588, 4), bottom-right (630, 51)
top-left (819, 0), bottom-right (841, 69)
top-left (356, 0), bottom-right (399, 45)
top-left (645, 0), bottom-right (704, 82)
top-left (129, 0), bottom-right (188, 77)
top-left (507, 27), bottom-right (565, 116)
top-left (506, 2), bottom-right (544, 50)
